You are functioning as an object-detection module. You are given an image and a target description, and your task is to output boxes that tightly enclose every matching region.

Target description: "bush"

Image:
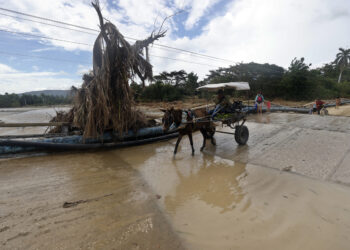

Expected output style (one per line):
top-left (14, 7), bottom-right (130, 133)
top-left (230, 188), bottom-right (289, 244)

top-left (0, 93), bottom-right (72, 108)
top-left (337, 82), bottom-right (350, 98)
top-left (139, 81), bottom-right (184, 102)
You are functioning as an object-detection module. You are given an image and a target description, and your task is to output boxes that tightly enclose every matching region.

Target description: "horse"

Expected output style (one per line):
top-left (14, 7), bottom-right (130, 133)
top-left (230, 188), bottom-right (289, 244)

top-left (161, 107), bottom-right (216, 155)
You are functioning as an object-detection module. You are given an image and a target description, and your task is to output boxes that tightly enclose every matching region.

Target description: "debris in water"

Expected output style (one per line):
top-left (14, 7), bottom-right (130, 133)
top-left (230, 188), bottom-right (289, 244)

top-left (282, 166), bottom-right (293, 172)
top-left (62, 193), bottom-right (113, 208)
top-left (63, 200), bottom-right (87, 208)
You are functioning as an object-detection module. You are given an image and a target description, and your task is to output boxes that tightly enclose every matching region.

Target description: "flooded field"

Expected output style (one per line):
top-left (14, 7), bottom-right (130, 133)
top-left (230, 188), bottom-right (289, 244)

top-left (1, 107), bottom-right (350, 249)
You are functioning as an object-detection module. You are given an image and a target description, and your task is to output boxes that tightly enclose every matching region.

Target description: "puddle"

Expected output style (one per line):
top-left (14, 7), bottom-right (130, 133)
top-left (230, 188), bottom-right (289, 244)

top-left (118, 141), bottom-right (350, 250)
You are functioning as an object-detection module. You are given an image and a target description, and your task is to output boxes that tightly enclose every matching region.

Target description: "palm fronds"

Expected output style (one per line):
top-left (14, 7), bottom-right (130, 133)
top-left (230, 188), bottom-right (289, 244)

top-left (50, 0), bottom-right (165, 137)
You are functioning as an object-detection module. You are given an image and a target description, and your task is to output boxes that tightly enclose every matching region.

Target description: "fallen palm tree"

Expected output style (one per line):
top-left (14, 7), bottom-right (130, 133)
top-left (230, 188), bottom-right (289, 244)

top-left (51, 0), bottom-right (165, 138)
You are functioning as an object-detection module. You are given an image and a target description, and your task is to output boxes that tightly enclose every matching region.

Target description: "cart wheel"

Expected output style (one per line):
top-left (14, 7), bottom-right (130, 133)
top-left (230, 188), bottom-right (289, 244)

top-left (235, 125), bottom-right (249, 145)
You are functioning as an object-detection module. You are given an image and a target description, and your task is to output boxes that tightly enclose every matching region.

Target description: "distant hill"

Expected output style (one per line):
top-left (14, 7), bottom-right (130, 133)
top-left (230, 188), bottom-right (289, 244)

top-left (20, 90), bottom-right (71, 97)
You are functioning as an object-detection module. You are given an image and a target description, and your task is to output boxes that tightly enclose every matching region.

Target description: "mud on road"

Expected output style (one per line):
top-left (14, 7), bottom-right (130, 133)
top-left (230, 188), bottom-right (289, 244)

top-left (0, 152), bottom-right (183, 249)
top-left (1, 112), bottom-right (350, 249)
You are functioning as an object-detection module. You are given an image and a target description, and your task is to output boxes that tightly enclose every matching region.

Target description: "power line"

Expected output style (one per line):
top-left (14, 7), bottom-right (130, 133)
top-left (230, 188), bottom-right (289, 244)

top-left (0, 11), bottom-right (230, 62)
top-left (0, 7), bottom-right (236, 64)
top-left (0, 7), bottom-right (98, 32)
top-left (0, 17), bottom-right (220, 61)
top-left (0, 49), bottom-right (222, 68)
top-left (0, 29), bottom-right (224, 67)
top-left (0, 12), bottom-right (98, 36)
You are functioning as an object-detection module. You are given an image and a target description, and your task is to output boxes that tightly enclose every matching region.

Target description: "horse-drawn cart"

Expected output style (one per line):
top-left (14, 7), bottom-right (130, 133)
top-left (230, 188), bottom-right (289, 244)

top-left (197, 82), bottom-right (250, 145)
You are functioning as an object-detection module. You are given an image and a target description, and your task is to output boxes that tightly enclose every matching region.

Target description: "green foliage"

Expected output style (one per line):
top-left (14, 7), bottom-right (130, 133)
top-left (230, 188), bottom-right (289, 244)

top-left (134, 70), bottom-right (199, 102)
top-left (140, 81), bottom-right (183, 101)
top-left (182, 72), bottom-right (199, 95)
top-left (281, 57), bottom-right (315, 100)
top-left (153, 70), bottom-right (187, 86)
top-left (337, 81), bottom-right (350, 97)
top-left (130, 81), bottom-right (143, 101)
top-left (203, 62), bottom-right (285, 98)
top-left (334, 47), bottom-right (350, 83)
top-left (0, 93), bottom-right (72, 108)
top-left (201, 57), bottom-right (349, 101)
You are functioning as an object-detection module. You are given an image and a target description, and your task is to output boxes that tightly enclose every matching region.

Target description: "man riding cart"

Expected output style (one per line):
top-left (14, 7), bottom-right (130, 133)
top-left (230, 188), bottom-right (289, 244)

top-left (209, 89), bottom-right (231, 118)
top-left (197, 82), bottom-right (250, 145)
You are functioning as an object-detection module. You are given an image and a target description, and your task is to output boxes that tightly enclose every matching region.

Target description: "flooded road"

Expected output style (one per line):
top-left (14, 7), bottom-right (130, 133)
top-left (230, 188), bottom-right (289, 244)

top-left (0, 152), bottom-right (183, 249)
top-left (1, 109), bottom-right (350, 249)
top-left (118, 137), bottom-right (350, 250)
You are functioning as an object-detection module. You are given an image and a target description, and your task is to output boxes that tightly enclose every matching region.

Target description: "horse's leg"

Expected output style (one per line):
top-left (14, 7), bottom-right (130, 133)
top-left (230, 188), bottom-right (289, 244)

top-left (200, 128), bottom-right (206, 151)
top-left (211, 135), bottom-right (216, 145)
top-left (174, 134), bottom-right (183, 155)
top-left (209, 124), bottom-right (216, 146)
top-left (188, 132), bottom-right (195, 156)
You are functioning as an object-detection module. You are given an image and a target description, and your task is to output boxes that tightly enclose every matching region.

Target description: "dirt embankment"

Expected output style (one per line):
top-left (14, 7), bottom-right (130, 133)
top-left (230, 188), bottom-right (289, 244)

top-left (327, 105), bottom-right (350, 117)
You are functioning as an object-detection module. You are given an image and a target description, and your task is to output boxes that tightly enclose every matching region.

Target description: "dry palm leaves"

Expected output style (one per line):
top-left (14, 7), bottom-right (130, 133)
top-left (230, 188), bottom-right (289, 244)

top-left (50, 0), bottom-right (165, 138)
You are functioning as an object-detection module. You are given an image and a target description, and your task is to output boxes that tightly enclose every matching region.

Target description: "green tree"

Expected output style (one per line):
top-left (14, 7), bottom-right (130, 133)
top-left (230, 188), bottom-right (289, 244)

top-left (316, 63), bottom-right (338, 78)
top-left (183, 72), bottom-right (199, 95)
top-left (281, 57), bottom-right (315, 100)
top-left (334, 48), bottom-right (350, 83)
top-left (140, 81), bottom-right (183, 101)
top-left (202, 62), bottom-right (285, 98)
top-left (130, 81), bottom-right (143, 101)
top-left (154, 70), bottom-right (187, 86)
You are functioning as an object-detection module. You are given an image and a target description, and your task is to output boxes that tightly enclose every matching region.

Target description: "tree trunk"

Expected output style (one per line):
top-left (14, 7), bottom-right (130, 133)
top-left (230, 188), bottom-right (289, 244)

top-left (142, 46), bottom-right (150, 88)
top-left (338, 69), bottom-right (343, 83)
top-left (145, 46), bottom-right (150, 63)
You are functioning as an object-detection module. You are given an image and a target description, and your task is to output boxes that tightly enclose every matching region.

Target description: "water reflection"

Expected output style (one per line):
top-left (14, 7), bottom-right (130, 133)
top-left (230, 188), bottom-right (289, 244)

top-left (249, 113), bottom-right (271, 124)
top-left (165, 155), bottom-right (247, 214)
top-left (248, 113), bottom-right (304, 125)
top-left (116, 138), bottom-right (350, 250)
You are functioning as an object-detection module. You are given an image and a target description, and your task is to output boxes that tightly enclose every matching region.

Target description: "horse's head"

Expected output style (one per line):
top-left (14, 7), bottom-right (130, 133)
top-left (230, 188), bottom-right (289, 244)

top-left (161, 107), bottom-right (181, 131)
top-left (161, 108), bottom-right (174, 131)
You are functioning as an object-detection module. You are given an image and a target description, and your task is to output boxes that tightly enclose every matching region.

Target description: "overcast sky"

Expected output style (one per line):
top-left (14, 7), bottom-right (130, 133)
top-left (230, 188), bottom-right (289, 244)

top-left (0, 0), bottom-right (349, 93)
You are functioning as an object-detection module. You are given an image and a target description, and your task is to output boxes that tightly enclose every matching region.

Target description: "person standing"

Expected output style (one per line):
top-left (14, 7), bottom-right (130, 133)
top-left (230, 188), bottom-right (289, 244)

top-left (266, 100), bottom-right (271, 112)
top-left (255, 92), bottom-right (264, 114)
top-left (315, 99), bottom-right (325, 115)
top-left (336, 96), bottom-right (341, 109)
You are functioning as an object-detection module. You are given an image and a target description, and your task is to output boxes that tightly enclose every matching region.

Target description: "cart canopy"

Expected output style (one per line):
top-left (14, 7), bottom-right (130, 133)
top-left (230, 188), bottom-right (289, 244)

top-left (197, 82), bottom-right (250, 91)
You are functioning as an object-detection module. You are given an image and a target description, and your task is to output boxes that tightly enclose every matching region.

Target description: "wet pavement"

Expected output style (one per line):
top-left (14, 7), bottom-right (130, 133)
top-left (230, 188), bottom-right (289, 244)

top-left (1, 110), bottom-right (350, 249)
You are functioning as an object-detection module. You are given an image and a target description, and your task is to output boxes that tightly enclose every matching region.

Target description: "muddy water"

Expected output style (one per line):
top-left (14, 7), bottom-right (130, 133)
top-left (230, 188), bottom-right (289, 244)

top-left (116, 138), bottom-right (350, 250)
top-left (0, 152), bottom-right (183, 249)
top-left (0, 107), bottom-right (70, 135)
top-left (1, 108), bottom-right (350, 249)
top-left (1, 144), bottom-right (350, 250)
